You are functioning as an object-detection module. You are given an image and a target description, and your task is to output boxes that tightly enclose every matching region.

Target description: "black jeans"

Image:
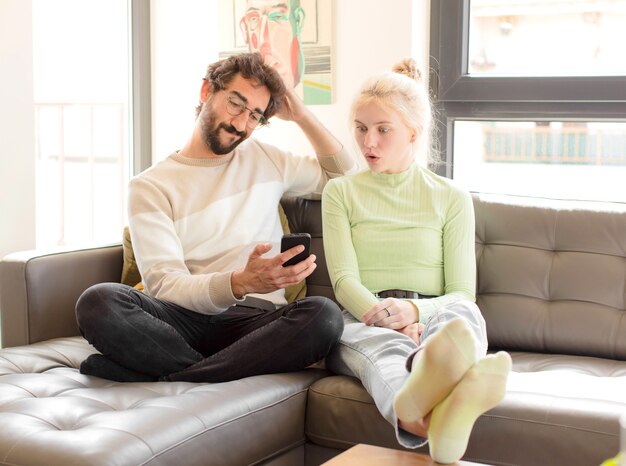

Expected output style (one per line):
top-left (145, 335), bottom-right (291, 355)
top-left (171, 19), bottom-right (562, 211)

top-left (75, 283), bottom-right (343, 383)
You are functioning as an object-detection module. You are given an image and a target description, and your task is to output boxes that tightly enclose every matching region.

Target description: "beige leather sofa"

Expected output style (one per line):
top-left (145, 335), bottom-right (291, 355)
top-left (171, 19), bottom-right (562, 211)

top-left (1, 193), bottom-right (625, 466)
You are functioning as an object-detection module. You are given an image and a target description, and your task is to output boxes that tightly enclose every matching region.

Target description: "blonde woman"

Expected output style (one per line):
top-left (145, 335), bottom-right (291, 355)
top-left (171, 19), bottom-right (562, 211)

top-left (321, 59), bottom-right (511, 463)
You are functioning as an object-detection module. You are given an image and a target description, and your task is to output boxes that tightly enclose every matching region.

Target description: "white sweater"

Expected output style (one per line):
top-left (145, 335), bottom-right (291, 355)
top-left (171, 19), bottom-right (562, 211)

top-left (128, 138), bottom-right (355, 314)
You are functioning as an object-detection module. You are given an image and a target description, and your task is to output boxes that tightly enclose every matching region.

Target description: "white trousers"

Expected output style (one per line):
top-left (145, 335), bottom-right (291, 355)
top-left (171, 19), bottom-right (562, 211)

top-left (325, 300), bottom-right (488, 448)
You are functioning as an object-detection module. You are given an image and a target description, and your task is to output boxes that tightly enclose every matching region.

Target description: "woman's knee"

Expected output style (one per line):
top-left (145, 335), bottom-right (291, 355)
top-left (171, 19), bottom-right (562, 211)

top-left (457, 301), bottom-right (486, 335)
top-left (439, 300), bottom-right (485, 326)
top-left (440, 300), bottom-right (488, 352)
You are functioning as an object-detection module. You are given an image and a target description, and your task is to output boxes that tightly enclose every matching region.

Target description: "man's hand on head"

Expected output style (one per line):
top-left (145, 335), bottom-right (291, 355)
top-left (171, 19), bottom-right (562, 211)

top-left (271, 84), bottom-right (343, 157)
top-left (231, 242), bottom-right (316, 298)
top-left (274, 85), bottom-right (308, 123)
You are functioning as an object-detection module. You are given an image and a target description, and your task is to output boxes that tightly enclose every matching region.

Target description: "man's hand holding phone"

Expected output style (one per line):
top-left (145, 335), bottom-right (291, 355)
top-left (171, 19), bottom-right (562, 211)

top-left (231, 234), bottom-right (315, 298)
top-left (280, 233), bottom-right (311, 266)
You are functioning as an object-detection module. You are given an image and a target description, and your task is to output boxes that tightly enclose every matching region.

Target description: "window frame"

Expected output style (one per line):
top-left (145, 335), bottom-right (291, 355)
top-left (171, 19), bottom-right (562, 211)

top-left (131, 0), bottom-right (153, 174)
top-left (429, 0), bottom-right (626, 178)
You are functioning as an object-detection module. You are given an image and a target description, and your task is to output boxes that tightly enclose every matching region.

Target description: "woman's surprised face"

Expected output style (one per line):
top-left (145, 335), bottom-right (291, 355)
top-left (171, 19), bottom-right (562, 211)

top-left (354, 101), bottom-right (416, 174)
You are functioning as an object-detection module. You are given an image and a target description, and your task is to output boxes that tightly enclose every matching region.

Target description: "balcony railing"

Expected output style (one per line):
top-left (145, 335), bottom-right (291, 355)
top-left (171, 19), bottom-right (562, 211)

top-left (483, 125), bottom-right (626, 165)
top-left (34, 102), bottom-right (129, 247)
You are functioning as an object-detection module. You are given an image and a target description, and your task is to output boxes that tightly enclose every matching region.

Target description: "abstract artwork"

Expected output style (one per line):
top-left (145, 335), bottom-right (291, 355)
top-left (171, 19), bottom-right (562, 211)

top-left (219, 0), bottom-right (333, 104)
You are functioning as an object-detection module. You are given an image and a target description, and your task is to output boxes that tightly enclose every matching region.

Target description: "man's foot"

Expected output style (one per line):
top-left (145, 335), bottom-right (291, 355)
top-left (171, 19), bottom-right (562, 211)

top-left (80, 354), bottom-right (157, 382)
top-left (394, 318), bottom-right (480, 423)
top-left (428, 351), bottom-right (512, 464)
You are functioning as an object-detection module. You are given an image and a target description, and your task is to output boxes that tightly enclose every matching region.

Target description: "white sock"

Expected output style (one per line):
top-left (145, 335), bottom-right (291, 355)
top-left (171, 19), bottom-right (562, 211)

top-left (394, 318), bottom-right (480, 423)
top-left (428, 351), bottom-right (512, 464)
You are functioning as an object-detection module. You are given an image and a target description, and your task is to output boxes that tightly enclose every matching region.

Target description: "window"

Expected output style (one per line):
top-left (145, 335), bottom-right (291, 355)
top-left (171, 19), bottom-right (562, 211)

top-left (468, 0), bottom-right (626, 77)
top-left (33, 0), bottom-right (131, 247)
top-left (430, 0), bottom-right (626, 202)
top-left (32, 0), bottom-right (151, 248)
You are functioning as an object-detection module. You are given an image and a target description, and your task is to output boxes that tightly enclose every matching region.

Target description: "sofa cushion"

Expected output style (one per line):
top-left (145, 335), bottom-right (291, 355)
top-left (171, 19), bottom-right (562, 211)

top-left (305, 375), bottom-right (428, 454)
top-left (121, 227), bottom-right (142, 288)
top-left (0, 337), bottom-right (327, 466)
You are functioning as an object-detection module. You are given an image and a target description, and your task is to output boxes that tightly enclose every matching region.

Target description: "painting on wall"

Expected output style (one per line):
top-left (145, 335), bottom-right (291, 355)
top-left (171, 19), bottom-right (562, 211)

top-left (218, 0), bottom-right (333, 105)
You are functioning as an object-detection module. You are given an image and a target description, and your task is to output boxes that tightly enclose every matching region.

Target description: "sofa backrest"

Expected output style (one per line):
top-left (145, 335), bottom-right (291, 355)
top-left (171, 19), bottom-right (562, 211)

top-left (3, 194), bottom-right (624, 357)
top-left (282, 193), bottom-right (626, 360)
top-left (281, 196), bottom-right (335, 302)
top-left (474, 193), bottom-right (626, 359)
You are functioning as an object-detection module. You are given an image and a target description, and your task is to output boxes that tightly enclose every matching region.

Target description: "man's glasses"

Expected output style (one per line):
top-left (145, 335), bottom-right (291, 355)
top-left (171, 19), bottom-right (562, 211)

top-left (225, 94), bottom-right (268, 129)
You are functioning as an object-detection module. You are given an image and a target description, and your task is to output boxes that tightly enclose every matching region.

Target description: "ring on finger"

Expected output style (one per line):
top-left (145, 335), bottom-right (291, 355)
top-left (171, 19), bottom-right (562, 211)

top-left (384, 308), bottom-right (391, 317)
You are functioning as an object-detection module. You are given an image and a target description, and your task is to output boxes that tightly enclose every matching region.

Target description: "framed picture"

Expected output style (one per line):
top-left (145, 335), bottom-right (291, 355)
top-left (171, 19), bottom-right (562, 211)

top-left (219, 0), bottom-right (333, 105)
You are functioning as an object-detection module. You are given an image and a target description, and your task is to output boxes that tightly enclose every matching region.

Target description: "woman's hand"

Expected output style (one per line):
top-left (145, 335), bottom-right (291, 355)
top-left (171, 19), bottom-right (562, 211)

top-left (362, 298), bottom-right (419, 330)
top-left (398, 323), bottom-right (425, 345)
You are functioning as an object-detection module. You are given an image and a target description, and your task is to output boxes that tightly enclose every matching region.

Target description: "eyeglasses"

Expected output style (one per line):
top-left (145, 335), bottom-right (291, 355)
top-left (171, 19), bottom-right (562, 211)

top-left (225, 94), bottom-right (268, 129)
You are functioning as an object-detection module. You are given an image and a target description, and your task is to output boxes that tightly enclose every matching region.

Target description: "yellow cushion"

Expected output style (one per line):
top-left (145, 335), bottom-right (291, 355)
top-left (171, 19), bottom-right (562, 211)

top-left (121, 226), bottom-right (142, 288)
top-left (121, 205), bottom-right (307, 302)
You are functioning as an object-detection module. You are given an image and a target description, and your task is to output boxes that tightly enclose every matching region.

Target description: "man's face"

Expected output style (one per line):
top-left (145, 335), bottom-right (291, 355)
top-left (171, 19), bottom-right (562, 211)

top-left (199, 74), bottom-right (271, 155)
top-left (240, 0), bottom-right (303, 88)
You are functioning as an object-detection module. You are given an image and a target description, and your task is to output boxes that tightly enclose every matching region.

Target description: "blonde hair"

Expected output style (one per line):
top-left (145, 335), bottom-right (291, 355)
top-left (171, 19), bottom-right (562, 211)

top-left (351, 58), bottom-right (435, 166)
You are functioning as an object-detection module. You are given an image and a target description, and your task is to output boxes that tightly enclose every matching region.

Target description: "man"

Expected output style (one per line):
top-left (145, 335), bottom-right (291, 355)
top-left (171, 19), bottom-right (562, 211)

top-left (75, 52), bottom-right (355, 383)
top-left (240, 0), bottom-right (305, 96)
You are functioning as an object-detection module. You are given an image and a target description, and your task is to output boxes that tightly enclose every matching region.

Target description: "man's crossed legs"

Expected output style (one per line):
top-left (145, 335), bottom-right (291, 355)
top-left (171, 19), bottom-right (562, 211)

top-left (76, 283), bottom-right (343, 383)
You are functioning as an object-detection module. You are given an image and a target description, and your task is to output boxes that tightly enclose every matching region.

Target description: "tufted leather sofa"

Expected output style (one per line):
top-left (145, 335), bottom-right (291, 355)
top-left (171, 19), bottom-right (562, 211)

top-left (1, 193), bottom-right (625, 466)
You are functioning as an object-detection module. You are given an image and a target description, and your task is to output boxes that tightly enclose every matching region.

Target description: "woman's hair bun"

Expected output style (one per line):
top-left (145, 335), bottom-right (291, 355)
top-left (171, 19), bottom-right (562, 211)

top-left (392, 58), bottom-right (422, 81)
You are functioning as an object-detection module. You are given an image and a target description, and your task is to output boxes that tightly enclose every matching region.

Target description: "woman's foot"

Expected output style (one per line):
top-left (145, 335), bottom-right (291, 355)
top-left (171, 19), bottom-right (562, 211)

top-left (394, 318), bottom-right (480, 423)
top-left (398, 413), bottom-right (431, 439)
top-left (428, 351), bottom-right (512, 464)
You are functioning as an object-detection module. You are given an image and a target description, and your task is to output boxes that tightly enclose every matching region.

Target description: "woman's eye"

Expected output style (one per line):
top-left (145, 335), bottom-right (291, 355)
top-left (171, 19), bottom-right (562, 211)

top-left (356, 126), bottom-right (367, 133)
top-left (379, 127), bottom-right (390, 134)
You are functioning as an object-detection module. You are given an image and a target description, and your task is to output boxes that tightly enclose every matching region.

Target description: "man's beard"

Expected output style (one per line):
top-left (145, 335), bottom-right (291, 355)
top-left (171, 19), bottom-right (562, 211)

top-left (201, 110), bottom-right (247, 155)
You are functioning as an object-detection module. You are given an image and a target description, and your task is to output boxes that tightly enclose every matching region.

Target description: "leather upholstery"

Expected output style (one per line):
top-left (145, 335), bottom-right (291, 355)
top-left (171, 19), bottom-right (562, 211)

top-left (1, 193), bottom-right (625, 466)
top-left (281, 196), bottom-right (334, 302)
top-left (0, 245), bottom-right (122, 347)
top-left (0, 336), bottom-right (326, 466)
top-left (474, 194), bottom-right (626, 359)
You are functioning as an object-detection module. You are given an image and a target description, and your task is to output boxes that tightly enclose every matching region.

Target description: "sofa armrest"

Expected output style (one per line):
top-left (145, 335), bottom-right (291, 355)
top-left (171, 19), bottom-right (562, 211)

top-left (0, 244), bottom-right (123, 348)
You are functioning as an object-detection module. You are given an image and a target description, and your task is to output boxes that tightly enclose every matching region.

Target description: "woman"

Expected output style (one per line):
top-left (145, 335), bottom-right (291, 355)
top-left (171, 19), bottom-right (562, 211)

top-left (321, 58), bottom-right (511, 464)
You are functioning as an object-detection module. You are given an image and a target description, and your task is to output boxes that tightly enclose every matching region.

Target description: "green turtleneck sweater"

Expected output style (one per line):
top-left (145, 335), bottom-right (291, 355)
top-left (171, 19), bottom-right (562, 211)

top-left (321, 163), bottom-right (476, 323)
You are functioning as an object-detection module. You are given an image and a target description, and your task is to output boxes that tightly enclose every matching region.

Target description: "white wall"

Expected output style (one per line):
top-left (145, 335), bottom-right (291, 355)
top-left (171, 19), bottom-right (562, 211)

top-left (0, 0), bottom-right (430, 259)
top-left (150, 0), bottom-right (219, 162)
top-left (0, 0), bottom-right (36, 259)
top-left (151, 0), bottom-right (430, 163)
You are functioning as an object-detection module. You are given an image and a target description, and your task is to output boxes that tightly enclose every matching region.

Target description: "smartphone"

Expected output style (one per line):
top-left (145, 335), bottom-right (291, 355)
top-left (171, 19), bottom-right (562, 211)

top-left (281, 233), bottom-right (311, 267)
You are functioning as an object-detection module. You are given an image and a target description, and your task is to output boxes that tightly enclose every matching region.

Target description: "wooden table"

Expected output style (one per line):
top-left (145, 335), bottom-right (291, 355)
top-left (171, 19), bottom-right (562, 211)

top-left (322, 444), bottom-right (488, 466)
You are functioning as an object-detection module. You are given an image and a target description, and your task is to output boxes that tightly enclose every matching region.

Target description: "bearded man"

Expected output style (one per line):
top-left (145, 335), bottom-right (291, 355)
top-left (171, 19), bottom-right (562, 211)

top-left (75, 52), bottom-right (355, 383)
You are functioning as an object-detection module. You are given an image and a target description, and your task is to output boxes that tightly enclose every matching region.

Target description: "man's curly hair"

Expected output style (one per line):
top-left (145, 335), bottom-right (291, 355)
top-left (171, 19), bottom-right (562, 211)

top-left (195, 52), bottom-right (286, 119)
